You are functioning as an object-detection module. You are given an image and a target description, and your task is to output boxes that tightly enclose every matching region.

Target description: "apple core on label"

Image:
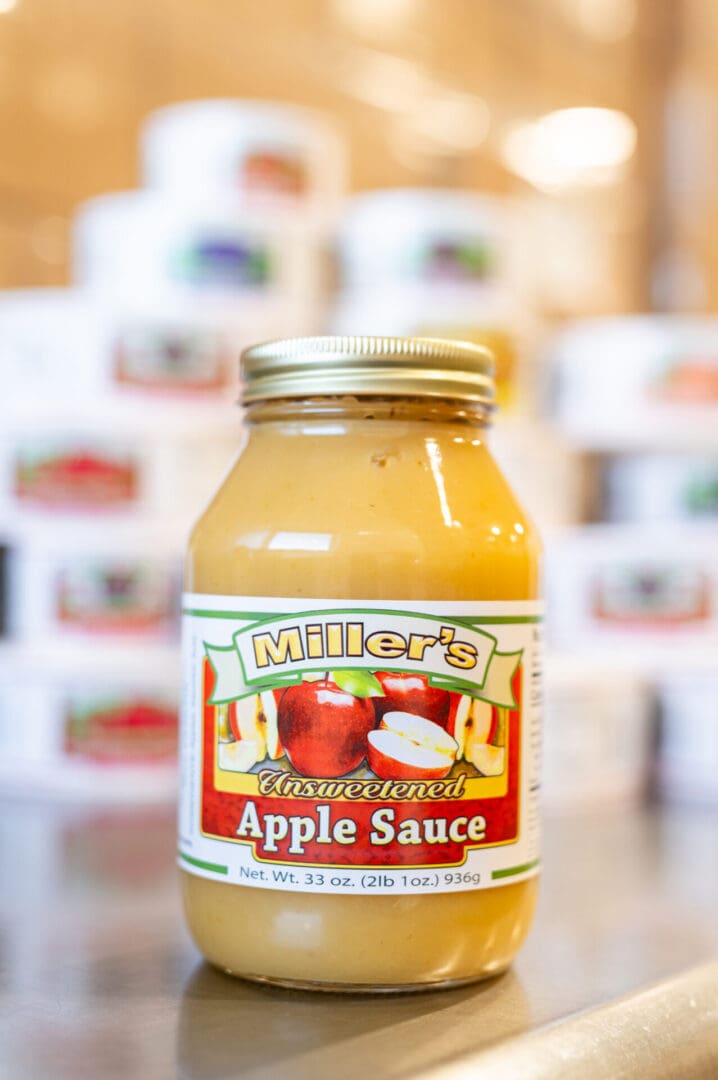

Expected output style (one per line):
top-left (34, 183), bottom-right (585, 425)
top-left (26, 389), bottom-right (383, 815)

top-left (180, 335), bottom-right (542, 991)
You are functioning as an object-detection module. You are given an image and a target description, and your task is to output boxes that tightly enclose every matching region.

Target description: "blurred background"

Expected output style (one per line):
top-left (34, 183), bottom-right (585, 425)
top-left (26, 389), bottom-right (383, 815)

top-left (2, 3), bottom-right (718, 1075)
top-left (1, 0), bottom-right (717, 833)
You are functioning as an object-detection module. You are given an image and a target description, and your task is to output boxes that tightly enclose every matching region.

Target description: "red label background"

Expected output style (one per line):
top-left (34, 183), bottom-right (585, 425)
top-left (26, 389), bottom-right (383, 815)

top-left (200, 660), bottom-right (522, 868)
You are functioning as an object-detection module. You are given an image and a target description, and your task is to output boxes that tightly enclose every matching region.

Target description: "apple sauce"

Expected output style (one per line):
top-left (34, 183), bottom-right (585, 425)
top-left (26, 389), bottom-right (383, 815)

top-left (181, 336), bottom-right (541, 991)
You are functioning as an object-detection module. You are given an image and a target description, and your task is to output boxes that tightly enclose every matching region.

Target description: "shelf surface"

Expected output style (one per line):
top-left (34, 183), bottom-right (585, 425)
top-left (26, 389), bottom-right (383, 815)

top-left (0, 798), bottom-right (717, 1079)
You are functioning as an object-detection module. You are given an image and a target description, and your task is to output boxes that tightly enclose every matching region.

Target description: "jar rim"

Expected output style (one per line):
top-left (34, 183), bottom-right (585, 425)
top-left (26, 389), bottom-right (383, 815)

top-left (240, 335), bottom-right (496, 407)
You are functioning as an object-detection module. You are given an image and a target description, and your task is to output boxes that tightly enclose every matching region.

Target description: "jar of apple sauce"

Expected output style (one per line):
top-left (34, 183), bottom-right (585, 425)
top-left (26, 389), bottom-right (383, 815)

top-left (179, 335), bottom-right (542, 992)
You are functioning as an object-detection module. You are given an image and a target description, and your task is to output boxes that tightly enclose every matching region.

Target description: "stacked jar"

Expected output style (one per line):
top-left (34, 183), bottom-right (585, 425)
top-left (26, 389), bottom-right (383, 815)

top-left (331, 190), bottom-right (593, 812)
top-left (331, 188), bottom-right (584, 531)
top-left (0, 99), bottom-right (346, 801)
top-left (547, 317), bottom-right (718, 807)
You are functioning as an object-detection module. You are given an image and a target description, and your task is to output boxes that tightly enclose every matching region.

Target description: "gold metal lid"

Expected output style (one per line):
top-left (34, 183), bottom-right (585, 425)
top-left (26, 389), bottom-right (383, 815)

top-left (240, 335), bottom-right (496, 406)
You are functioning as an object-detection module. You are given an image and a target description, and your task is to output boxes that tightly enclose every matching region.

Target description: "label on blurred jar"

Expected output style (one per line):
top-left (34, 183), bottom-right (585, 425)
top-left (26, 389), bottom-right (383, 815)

top-left (113, 325), bottom-right (229, 391)
top-left (179, 594), bottom-right (542, 895)
top-left (56, 560), bottom-right (177, 633)
top-left (241, 151), bottom-right (307, 196)
top-left (65, 695), bottom-right (178, 763)
top-left (13, 442), bottom-right (139, 508)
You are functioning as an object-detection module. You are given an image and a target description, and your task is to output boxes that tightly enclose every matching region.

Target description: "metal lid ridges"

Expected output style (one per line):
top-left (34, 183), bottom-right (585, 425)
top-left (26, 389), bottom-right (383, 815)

top-left (241, 335), bottom-right (496, 406)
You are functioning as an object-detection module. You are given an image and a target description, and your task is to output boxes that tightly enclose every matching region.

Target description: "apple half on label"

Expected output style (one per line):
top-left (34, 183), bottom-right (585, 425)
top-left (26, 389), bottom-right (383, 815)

top-left (256, 690), bottom-right (284, 760)
top-left (467, 742), bottom-right (506, 777)
top-left (222, 692), bottom-right (286, 770)
top-left (218, 739), bottom-right (263, 772)
top-left (229, 695), bottom-right (267, 762)
top-left (448, 696), bottom-right (506, 776)
top-left (449, 695), bottom-right (496, 748)
top-left (372, 672), bottom-right (451, 728)
top-left (368, 711), bottom-right (458, 780)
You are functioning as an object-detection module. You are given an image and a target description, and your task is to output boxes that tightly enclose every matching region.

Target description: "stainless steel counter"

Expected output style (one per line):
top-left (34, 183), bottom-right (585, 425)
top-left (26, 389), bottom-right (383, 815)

top-left (1, 799), bottom-right (717, 1079)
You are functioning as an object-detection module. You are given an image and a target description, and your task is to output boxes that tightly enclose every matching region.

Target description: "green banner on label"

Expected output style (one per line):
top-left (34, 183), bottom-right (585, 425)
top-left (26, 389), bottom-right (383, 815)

top-left (205, 608), bottom-right (521, 708)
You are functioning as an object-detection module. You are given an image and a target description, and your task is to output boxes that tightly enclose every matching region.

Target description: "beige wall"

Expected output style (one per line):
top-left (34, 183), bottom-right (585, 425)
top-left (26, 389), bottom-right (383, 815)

top-left (0, 0), bottom-right (662, 311)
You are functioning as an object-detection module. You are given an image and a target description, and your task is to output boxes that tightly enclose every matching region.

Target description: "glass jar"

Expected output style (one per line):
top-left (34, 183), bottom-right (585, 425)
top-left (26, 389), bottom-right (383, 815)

top-left (180, 336), bottom-right (542, 992)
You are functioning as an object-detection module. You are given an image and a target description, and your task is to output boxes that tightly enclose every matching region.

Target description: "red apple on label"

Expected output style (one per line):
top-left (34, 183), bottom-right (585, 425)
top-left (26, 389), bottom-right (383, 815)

top-left (372, 672), bottom-right (451, 727)
top-left (368, 711), bottom-right (458, 780)
top-left (277, 680), bottom-right (376, 778)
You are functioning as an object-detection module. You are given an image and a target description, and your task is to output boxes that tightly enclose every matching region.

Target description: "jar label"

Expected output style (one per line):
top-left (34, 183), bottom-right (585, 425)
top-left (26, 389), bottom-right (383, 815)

top-left (56, 560), bottom-right (177, 633)
top-left (14, 443), bottom-right (139, 508)
top-left (65, 695), bottom-right (178, 763)
top-left (179, 594), bottom-right (542, 895)
top-left (241, 151), bottom-right (307, 196)
top-left (113, 325), bottom-right (229, 391)
top-left (169, 236), bottom-right (273, 288)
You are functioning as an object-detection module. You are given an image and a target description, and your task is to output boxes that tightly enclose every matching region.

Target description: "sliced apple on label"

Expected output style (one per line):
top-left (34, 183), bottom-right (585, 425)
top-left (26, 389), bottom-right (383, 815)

top-left (368, 711), bottom-right (458, 780)
top-left (218, 739), bottom-right (262, 772)
top-left (215, 703), bottom-right (235, 743)
top-left (469, 699), bottom-right (496, 743)
top-left (468, 742), bottom-right (505, 777)
top-left (450, 696), bottom-right (497, 758)
top-left (379, 711), bottom-right (458, 753)
top-left (229, 695), bottom-right (267, 760)
top-left (491, 707), bottom-right (507, 747)
top-left (257, 690), bottom-right (284, 760)
top-left (447, 695), bottom-right (471, 753)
